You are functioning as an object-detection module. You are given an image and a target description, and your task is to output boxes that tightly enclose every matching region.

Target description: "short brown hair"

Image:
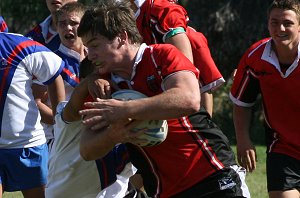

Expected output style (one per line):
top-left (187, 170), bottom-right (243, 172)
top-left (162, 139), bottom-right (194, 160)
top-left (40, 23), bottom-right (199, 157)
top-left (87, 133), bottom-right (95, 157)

top-left (267, 0), bottom-right (300, 21)
top-left (55, 2), bottom-right (87, 24)
top-left (77, 0), bottom-right (142, 44)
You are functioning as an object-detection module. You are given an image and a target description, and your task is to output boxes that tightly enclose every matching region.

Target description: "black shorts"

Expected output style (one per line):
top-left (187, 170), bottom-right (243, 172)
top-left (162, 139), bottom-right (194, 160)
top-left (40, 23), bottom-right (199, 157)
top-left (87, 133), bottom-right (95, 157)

top-left (171, 165), bottom-right (250, 198)
top-left (267, 152), bottom-right (300, 192)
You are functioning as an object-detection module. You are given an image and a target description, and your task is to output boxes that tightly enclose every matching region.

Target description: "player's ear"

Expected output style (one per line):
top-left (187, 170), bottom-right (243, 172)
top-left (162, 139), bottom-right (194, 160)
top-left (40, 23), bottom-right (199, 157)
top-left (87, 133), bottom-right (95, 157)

top-left (118, 30), bottom-right (129, 44)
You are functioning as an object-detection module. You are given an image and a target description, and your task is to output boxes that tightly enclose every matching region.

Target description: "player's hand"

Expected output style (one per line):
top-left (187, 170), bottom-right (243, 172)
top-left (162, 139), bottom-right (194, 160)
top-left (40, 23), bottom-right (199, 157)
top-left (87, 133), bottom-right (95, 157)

top-left (236, 139), bottom-right (257, 172)
top-left (87, 74), bottom-right (111, 99)
top-left (79, 98), bottom-right (128, 130)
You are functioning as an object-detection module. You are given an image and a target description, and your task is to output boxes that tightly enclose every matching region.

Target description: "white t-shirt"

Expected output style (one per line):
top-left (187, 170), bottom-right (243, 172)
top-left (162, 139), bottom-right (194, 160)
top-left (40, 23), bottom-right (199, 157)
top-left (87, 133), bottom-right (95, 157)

top-left (46, 102), bottom-right (136, 198)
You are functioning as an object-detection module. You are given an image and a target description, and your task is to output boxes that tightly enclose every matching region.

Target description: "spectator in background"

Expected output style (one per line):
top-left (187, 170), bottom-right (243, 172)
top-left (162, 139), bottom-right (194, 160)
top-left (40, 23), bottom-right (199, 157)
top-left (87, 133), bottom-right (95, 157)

top-left (0, 16), bottom-right (8, 32)
top-left (0, 32), bottom-right (65, 198)
top-left (230, 0), bottom-right (300, 197)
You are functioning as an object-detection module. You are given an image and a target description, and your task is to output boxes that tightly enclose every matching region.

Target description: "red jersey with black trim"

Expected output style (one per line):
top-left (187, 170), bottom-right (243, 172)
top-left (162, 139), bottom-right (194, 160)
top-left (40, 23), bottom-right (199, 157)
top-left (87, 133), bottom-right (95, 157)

top-left (114, 44), bottom-right (236, 198)
top-left (230, 38), bottom-right (300, 161)
top-left (135, 0), bottom-right (224, 92)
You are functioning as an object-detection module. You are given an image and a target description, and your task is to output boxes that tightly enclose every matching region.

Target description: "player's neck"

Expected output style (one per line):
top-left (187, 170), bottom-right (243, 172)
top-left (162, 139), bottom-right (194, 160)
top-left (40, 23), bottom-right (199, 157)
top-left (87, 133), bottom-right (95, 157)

top-left (273, 42), bottom-right (298, 65)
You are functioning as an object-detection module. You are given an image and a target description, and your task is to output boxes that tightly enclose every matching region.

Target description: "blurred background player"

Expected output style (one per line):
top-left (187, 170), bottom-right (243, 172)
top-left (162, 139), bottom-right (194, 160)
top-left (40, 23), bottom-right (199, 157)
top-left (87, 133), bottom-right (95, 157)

top-left (230, 0), bottom-right (300, 197)
top-left (31, 1), bottom-right (87, 150)
top-left (77, 1), bottom-right (250, 197)
top-left (130, 0), bottom-right (225, 117)
top-left (26, 0), bottom-right (78, 51)
top-left (0, 32), bottom-right (65, 198)
top-left (0, 16), bottom-right (8, 32)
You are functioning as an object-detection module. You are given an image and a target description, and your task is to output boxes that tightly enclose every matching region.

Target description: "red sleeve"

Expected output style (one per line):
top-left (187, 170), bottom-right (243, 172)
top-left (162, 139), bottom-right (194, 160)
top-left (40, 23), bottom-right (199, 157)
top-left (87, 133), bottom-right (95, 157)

top-left (152, 2), bottom-right (188, 33)
top-left (230, 44), bottom-right (262, 106)
top-left (153, 44), bottom-right (199, 79)
top-left (186, 27), bottom-right (224, 91)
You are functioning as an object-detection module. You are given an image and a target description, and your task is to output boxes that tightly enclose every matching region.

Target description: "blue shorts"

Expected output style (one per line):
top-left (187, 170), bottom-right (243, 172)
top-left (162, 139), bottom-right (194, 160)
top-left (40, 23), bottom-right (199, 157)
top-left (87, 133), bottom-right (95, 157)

top-left (0, 144), bottom-right (48, 192)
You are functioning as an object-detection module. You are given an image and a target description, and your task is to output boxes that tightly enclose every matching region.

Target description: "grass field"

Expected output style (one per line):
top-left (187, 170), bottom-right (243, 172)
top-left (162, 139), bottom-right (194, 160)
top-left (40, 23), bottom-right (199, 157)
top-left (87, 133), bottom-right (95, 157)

top-left (3, 146), bottom-right (268, 198)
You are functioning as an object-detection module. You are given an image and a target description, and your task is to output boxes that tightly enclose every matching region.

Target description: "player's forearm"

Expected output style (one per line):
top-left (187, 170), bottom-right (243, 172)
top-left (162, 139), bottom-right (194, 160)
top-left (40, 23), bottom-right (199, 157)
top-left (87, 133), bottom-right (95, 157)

top-left (48, 75), bottom-right (65, 115)
top-left (201, 92), bottom-right (213, 117)
top-left (233, 105), bottom-right (253, 143)
top-left (63, 78), bottom-right (89, 122)
top-left (80, 126), bottom-right (116, 160)
top-left (36, 100), bottom-right (54, 124)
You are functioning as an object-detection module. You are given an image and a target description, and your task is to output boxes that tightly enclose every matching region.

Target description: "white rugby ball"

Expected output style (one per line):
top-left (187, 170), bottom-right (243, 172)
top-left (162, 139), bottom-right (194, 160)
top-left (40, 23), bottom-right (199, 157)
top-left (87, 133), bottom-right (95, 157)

top-left (111, 89), bottom-right (168, 147)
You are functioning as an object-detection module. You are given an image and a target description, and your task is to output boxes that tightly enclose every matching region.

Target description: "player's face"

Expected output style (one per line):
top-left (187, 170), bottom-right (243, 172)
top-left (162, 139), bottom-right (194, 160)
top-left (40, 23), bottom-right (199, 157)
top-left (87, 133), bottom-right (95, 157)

top-left (82, 33), bottom-right (127, 76)
top-left (46, 0), bottom-right (78, 13)
top-left (57, 11), bottom-right (83, 50)
top-left (268, 8), bottom-right (300, 50)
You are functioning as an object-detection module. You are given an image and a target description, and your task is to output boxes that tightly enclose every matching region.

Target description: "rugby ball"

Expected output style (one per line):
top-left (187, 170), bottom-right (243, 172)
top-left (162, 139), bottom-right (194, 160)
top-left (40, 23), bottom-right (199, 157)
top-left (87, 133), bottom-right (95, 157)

top-left (111, 89), bottom-right (168, 147)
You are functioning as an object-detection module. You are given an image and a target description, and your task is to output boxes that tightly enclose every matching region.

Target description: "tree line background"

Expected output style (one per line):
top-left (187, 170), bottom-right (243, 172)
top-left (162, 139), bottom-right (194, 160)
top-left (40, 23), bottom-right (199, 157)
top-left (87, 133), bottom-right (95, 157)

top-left (0, 0), bottom-right (272, 145)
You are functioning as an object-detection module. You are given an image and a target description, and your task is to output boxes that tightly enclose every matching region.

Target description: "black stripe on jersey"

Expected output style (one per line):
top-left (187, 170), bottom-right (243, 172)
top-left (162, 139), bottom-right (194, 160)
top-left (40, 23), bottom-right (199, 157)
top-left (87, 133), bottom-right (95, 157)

top-left (183, 107), bottom-right (236, 169)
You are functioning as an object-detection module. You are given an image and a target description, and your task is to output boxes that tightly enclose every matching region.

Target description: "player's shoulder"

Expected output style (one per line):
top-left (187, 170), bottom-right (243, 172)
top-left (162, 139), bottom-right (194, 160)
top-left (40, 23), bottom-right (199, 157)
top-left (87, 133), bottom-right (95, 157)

top-left (248, 38), bottom-right (270, 54)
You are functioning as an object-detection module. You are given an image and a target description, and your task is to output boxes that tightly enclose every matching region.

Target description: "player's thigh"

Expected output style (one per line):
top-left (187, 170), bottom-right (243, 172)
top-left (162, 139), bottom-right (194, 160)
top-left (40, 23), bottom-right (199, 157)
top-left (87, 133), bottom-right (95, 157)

top-left (269, 189), bottom-right (300, 198)
top-left (267, 152), bottom-right (300, 192)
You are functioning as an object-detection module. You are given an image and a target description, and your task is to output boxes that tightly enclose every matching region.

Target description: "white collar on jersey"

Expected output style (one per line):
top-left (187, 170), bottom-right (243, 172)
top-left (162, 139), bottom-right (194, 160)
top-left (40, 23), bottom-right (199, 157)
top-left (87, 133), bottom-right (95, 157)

top-left (261, 39), bottom-right (300, 78)
top-left (58, 44), bottom-right (81, 61)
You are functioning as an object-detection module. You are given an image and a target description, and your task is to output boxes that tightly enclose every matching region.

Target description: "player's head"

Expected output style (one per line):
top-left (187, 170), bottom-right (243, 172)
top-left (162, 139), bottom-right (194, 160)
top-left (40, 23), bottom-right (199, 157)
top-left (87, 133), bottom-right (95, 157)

top-left (268, 0), bottom-right (300, 21)
top-left (267, 0), bottom-right (300, 48)
top-left (46, 0), bottom-right (78, 14)
top-left (55, 2), bottom-right (86, 50)
top-left (78, 0), bottom-right (142, 44)
top-left (78, 0), bottom-right (142, 76)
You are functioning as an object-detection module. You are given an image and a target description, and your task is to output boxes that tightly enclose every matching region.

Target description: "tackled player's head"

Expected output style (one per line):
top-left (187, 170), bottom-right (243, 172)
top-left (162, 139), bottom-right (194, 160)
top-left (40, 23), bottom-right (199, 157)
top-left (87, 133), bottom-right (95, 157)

top-left (77, 0), bottom-right (142, 44)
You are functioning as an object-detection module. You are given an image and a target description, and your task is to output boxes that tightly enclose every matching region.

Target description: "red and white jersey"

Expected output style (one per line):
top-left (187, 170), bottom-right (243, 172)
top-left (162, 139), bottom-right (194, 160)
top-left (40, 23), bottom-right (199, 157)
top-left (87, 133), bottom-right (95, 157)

top-left (112, 44), bottom-right (236, 198)
top-left (230, 38), bottom-right (300, 160)
top-left (0, 33), bottom-right (64, 148)
top-left (134, 0), bottom-right (224, 92)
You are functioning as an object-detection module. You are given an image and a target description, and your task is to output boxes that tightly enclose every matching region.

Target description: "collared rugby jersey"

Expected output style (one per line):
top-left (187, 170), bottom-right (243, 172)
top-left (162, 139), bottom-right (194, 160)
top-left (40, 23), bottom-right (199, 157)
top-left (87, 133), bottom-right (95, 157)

top-left (112, 44), bottom-right (236, 198)
top-left (0, 32), bottom-right (64, 148)
top-left (230, 38), bottom-right (300, 161)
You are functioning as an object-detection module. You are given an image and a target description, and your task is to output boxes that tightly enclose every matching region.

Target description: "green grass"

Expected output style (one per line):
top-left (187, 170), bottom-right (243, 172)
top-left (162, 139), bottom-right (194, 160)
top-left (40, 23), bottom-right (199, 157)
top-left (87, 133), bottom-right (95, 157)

top-left (3, 146), bottom-right (268, 198)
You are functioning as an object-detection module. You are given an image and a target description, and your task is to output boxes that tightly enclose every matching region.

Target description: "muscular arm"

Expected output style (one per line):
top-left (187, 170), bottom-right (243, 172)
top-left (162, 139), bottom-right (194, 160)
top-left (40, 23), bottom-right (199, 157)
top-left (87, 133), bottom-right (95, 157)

top-left (47, 75), bottom-right (65, 116)
top-left (233, 104), bottom-right (257, 172)
top-left (80, 71), bottom-right (201, 130)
